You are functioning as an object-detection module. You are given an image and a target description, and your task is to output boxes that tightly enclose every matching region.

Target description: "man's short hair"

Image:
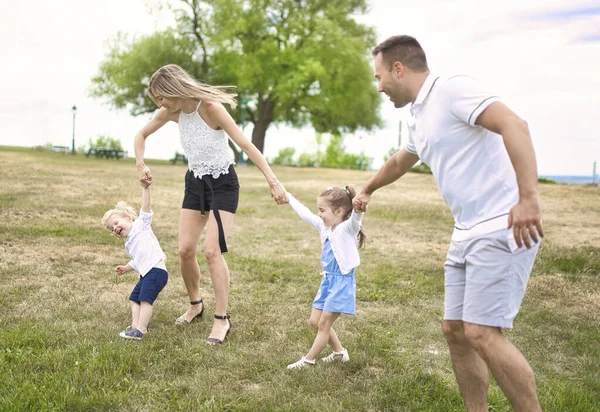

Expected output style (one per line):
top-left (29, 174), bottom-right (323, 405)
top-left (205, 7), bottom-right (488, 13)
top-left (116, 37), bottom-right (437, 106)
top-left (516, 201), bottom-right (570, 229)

top-left (372, 35), bottom-right (429, 72)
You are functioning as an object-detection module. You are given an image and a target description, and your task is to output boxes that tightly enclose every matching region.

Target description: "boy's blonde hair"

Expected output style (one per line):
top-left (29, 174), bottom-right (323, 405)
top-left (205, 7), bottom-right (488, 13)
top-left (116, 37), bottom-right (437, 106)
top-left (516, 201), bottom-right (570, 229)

top-left (101, 201), bottom-right (137, 230)
top-left (148, 64), bottom-right (238, 109)
top-left (319, 185), bottom-right (366, 248)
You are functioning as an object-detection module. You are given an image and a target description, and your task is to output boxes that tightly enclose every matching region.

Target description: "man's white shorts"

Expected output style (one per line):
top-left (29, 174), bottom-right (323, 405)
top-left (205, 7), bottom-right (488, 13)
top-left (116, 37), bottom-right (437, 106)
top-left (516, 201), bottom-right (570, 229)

top-left (444, 228), bottom-right (540, 328)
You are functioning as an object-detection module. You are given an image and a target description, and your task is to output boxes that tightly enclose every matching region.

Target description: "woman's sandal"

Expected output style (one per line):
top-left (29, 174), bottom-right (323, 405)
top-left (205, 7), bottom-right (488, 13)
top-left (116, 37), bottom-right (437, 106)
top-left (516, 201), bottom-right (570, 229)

top-left (206, 314), bottom-right (231, 345)
top-left (175, 299), bottom-right (204, 325)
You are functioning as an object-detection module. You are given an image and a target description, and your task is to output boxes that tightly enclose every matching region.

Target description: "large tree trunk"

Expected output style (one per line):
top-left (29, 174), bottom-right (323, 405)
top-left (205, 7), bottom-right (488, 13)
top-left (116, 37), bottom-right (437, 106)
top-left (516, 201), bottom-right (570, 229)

top-left (228, 140), bottom-right (244, 164)
top-left (251, 99), bottom-right (275, 154)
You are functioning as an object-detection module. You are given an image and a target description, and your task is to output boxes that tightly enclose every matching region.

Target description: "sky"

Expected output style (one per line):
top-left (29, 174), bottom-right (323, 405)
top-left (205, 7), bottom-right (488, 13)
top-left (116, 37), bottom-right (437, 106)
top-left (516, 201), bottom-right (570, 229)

top-left (0, 0), bottom-right (599, 176)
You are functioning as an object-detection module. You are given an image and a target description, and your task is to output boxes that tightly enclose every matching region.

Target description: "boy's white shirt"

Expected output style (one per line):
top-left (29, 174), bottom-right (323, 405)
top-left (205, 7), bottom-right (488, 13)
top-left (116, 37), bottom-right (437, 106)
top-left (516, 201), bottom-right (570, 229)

top-left (124, 210), bottom-right (167, 277)
top-left (287, 193), bottom-right (364, 275)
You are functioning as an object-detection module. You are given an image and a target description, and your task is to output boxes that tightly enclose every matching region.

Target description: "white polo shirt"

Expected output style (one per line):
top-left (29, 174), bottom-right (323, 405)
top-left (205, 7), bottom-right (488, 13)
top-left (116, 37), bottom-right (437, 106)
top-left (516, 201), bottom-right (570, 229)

top-left (405, 74), bottom-right (519, 241)
top-left (124, 210), bottom-right (167, 277)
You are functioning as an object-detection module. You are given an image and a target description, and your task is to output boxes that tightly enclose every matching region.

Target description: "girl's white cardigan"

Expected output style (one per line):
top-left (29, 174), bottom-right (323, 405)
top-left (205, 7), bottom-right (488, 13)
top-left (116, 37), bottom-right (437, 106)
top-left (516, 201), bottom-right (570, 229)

top-left (287, 193), bottom-right (364, 275)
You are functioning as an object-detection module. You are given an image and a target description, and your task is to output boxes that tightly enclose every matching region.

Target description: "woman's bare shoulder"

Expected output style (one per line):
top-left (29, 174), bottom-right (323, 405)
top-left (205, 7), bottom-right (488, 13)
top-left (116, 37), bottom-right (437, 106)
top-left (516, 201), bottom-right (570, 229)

top-left (199, 101), bottom-right (226, 129)
top-left (156, 107), bottom-right (178, 122)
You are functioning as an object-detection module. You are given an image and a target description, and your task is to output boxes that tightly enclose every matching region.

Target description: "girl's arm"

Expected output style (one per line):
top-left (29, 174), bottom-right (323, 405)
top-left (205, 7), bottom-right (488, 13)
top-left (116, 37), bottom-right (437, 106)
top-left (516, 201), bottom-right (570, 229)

top-left (287, 193), bottom-right (324, 231)
top-left (343, 209), bottom-right (365, 235)
top-left (134, 107), bottom-right (174, 188)
top-left (205, 102), bottom-right (287, 204)
top-left (141, 187), bottom-right (151, 213)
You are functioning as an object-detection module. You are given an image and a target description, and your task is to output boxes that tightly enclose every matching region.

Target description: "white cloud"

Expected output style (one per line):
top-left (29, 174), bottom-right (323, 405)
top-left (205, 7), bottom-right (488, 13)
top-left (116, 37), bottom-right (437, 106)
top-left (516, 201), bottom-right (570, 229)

top-left (0, 0), bottom-right (598, 175)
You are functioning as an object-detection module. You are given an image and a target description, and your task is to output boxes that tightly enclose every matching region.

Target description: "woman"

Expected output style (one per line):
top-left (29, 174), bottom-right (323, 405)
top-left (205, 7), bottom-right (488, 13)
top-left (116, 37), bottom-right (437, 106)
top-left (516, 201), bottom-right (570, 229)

top-left (134, 64), bottom-right (287, 344)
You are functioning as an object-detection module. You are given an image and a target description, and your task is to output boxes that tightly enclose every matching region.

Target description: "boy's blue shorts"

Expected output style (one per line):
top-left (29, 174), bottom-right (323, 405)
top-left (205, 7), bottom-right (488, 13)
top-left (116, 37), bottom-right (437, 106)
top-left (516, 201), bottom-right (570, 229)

top-left (129, 268), bottom-right (168, 305)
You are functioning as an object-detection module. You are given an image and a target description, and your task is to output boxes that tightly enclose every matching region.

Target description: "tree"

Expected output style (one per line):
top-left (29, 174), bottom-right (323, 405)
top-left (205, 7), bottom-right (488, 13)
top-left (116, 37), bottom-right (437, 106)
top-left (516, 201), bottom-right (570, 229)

top-left (89, 0), bottom-right (382, 156)
top-left (383, 146), bottom-right (398, 162)
top-left (90, 31), bottom-right (201, 116)
top-left (274, 134), bottom-right (370, 170)
top-left (319, 134), bottom-right (370, 170)
top-left (89, 135), bottom-right (124, 151)
top-left (271, 146), bottom-right (296, 166)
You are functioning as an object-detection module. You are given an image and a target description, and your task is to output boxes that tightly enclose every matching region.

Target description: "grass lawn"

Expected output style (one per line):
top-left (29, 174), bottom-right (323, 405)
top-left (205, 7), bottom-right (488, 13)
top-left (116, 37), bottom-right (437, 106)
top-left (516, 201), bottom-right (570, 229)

top-left (0, 146), bottom-right (599, 411)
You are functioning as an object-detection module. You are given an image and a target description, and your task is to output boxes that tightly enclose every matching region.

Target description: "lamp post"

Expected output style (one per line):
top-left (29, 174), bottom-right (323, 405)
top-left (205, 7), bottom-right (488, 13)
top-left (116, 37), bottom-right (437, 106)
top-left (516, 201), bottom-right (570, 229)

top-left (240, 97), bottom-right (248, 164)
top-left (398, 120), bottom-right (402, 149)
top-left (71, 105), bottom-right (77, 154)
top-left (240, 97), bottom-right (247, 129)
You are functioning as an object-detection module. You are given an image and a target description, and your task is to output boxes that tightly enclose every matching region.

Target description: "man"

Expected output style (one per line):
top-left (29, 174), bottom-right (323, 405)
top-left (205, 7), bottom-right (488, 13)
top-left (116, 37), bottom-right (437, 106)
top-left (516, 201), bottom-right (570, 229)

top-left (354, 35), bottom-right (544, 412)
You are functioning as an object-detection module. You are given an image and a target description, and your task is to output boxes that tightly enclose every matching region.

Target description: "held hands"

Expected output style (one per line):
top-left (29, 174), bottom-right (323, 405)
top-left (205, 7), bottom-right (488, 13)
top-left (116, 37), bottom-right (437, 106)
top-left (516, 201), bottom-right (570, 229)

top-left (138, 164), bottom-right (153, 188)
top-left (269, 179), bottom-right (289, 205)
top-left (352, 190), bottom-right (371, 213)
top-left (508, 194), bottom-right (544, 249)
top-left (115, 265), bottom-right (132, 276)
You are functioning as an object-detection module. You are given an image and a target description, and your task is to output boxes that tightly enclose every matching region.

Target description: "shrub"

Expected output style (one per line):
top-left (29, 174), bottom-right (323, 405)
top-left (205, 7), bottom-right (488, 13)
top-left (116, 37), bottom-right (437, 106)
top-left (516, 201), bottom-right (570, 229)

top-left (272, 147), bottom-right (296, 166)
top-left (410, 162), bottom-right (432, 174)
top-left (88, 135), bottom-right (123, 151)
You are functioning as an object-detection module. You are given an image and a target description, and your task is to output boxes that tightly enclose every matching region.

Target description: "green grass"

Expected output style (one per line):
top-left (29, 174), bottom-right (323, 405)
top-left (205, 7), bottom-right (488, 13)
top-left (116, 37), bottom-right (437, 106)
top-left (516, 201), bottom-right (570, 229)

top-left (0, 146), bottom-right (599, 411)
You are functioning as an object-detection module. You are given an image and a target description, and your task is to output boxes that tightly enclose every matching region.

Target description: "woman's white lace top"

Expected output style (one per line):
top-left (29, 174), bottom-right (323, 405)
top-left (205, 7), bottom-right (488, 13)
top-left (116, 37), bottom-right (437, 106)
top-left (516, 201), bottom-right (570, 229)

top-left (178, 101), bottom-right (233, 179)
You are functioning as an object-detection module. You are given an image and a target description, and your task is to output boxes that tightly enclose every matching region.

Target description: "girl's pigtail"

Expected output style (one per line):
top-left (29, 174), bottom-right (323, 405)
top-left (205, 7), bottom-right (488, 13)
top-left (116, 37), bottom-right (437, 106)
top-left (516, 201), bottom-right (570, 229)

top-left (344, 185), bottom-right (366, 249)
top-left (357, 228), bottom-right (366, 249)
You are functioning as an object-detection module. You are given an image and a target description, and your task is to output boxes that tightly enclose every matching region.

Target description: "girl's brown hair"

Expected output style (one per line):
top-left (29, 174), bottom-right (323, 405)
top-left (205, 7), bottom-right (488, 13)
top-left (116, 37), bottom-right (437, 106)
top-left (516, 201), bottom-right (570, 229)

top-left (319, 185), bottom-right (366, 248)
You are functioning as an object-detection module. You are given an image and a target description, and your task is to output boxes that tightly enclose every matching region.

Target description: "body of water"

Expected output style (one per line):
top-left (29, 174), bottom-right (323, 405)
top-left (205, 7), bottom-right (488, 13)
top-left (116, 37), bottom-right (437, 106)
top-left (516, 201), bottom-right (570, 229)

top-left (540, 175), bottom-right (598, 185)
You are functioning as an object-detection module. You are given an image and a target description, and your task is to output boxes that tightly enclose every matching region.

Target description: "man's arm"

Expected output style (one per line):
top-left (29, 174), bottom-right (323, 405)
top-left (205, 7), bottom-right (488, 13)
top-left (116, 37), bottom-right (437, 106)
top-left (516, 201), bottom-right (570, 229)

top-left (353, 148), bottom-right (419, 210)
top-left (476, 101), bottom-right (544, 248)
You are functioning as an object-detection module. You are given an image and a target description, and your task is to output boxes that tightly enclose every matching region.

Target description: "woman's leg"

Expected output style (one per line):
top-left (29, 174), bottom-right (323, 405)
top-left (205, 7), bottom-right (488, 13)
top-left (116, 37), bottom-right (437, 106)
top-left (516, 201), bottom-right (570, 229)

top-left (305, 311), bottom-right (341, 361)
top-left (178, 208), bottom-right (209, 322)
top-left (204, 210), bottom-right (235, 342)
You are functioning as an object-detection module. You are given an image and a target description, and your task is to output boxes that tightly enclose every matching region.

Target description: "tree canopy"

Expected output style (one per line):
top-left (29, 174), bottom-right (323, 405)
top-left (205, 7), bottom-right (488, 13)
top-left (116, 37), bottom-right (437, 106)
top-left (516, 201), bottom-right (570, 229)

top-left (90, 0), bottom-right (382, 154)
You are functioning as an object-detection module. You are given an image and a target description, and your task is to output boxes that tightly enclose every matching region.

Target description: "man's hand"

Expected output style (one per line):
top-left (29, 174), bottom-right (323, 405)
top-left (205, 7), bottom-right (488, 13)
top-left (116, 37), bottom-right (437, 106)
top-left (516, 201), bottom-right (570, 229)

top-left (508, 194), bottom-right (544, 249)
top-left (353, 191), bottom-right (371, 213)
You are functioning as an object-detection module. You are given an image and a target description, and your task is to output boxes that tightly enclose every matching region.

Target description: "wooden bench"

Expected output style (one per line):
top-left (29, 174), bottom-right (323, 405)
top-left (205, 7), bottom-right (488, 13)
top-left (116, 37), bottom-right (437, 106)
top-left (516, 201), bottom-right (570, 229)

top-left (171, 153), bottom-right (188, 165)
top-left (86, 147), bottom-right (127, 159)
top-left (51, 146), bottom-right (71, 154)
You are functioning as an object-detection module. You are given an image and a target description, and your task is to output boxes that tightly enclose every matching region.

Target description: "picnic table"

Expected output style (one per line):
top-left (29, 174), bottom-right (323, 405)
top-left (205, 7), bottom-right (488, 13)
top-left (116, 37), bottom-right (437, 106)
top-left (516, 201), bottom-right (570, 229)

top-left (171, 153), bottom-right (188, 165)
top-left (85, 147), bottom-right (127, 159)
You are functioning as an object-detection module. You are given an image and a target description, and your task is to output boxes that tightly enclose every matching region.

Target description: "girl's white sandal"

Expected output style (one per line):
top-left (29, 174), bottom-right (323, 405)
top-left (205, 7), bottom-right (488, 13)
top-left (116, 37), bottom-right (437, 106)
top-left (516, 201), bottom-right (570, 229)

top-left (286, 356), bottom-right (316, 370)
top-left (322, 348), bottom-right (350, 363)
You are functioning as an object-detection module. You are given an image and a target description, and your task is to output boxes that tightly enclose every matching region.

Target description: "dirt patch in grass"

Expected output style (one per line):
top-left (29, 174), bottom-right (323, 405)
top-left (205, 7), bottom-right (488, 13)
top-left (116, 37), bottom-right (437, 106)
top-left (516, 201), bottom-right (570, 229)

top-left (527, 275), bottom-right (600, 323)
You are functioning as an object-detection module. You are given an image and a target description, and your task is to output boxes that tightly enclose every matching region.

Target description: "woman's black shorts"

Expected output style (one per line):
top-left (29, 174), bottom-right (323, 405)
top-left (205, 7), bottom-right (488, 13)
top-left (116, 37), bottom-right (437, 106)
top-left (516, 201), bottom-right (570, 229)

top-left (182, 164), bottom-right (240, 214)
top-left (181, 165), bottom-right (240, 254)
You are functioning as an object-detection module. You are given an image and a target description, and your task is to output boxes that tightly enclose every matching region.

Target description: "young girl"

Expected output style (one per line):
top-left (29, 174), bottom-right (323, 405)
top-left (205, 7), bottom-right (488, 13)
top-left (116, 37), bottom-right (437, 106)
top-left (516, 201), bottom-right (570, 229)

top-left (285, 185), bottom-right (366, 369)
top-left (135, 64), bottom-right (287, 344)
top-left (101, 186), bottom-right (168, 340)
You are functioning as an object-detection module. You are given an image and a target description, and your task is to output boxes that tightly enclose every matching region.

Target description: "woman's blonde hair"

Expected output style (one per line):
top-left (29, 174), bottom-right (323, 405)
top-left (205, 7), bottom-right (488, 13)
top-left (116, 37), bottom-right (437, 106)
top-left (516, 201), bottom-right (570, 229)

top-left (148, 64), bottom-right (238, 108)
top-left (101, 201), bottom-right (137, 230)
top-left (319, 185), bottom-right (366, 248)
